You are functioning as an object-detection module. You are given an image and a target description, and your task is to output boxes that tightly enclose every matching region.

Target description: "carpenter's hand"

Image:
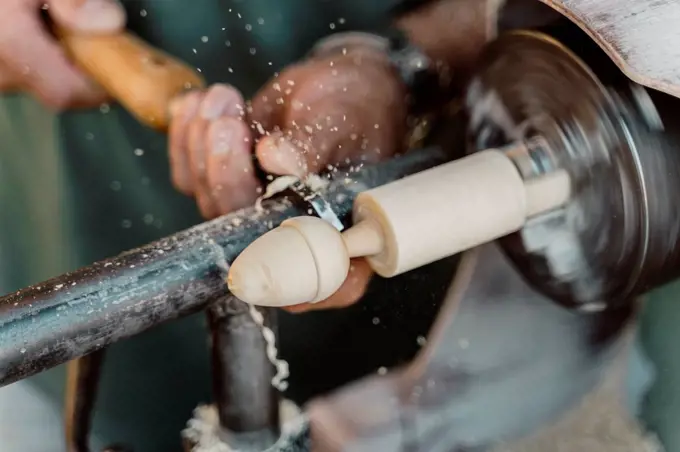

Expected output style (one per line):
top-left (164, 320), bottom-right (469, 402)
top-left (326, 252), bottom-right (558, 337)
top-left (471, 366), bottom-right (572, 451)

top-left (0, 0), bottom-right (126, 109)
top-left (169, 46), bottom-right (409, 312)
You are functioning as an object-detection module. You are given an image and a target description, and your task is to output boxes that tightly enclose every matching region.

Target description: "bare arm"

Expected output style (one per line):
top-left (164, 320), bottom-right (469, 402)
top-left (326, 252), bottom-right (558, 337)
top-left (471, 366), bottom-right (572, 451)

top-left (396, 0), bottom-right (504, 74)
top-left (396, 0), bottom-right (560, 78)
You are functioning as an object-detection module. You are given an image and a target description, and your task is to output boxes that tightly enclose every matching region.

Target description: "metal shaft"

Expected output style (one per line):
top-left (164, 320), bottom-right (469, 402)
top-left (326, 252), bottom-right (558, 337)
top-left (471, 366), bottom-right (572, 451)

top-left (0, 147), bottom-right (448, 387)
top-left (207, 297), bottom-right (279, 450)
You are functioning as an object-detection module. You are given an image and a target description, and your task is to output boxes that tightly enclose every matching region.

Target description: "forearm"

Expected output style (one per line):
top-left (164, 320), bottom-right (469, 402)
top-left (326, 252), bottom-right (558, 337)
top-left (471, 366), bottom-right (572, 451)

top-left (394, 0), bottom-right (505, 75)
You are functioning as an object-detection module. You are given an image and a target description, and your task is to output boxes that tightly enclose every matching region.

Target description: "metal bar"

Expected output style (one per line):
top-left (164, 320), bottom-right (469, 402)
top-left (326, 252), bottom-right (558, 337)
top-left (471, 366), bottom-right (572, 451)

top-left (207, 297), bottom-right (279, 450)
top-left (0, 147), bottom-right (448, 387)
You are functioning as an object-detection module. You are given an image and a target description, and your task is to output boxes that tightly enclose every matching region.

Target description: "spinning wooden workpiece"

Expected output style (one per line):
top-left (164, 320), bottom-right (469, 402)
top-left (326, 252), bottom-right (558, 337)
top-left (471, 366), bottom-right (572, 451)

top-left (227, 148), bottom-right (572, 307)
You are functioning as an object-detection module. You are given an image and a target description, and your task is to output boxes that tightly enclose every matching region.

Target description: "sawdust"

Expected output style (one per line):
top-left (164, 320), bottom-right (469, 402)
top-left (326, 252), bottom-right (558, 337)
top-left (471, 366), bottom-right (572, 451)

top-left (247, 304), bottom-right (290, 392)
top-left (182, 400), bottom-right (306, 452)
top-left (303, 174), bottom-right (330, 192)
top-left (255, 176), bottom-right (299, 212)
top-left (254, 174), bottom-right (330, 213)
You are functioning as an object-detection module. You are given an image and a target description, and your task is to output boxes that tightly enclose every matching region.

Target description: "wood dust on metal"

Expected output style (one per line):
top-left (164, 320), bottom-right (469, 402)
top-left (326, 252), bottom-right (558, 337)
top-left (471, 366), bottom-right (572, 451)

top-left (182, 401), bottom-right (307, 452)
top-left (255, 174), bottom-right (330, 213)
top-left (207, 238), bottom-right (289, 392)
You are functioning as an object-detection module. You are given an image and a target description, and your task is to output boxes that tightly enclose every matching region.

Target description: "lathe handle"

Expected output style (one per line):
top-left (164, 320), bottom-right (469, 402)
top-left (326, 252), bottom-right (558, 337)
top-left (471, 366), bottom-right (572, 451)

top-left (56, 27), bottom-right (205, 131)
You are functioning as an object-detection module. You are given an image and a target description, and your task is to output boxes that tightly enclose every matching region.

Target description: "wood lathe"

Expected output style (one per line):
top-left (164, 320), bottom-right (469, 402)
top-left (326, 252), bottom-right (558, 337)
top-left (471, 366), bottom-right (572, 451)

top-left (228, 30), bottom-right (679, 313)
top-left (2, 1), bottom-right (680, 450)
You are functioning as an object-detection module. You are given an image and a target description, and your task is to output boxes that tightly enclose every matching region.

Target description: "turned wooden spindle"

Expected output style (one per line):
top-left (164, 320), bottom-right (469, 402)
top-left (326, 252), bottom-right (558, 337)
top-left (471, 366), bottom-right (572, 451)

top-left (227, 149), bottom-right (572, 307)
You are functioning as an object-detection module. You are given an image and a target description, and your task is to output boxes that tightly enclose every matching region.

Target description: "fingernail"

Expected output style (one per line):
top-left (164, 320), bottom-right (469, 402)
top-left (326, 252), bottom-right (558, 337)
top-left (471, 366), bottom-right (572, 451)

top-left (262, 136), bottom-right (307, 177)
top-left (209, 121), bottom-right (233, 155)
top-left (170, 92), bottom-right (200, 120)
top-left (74, 0), bottom-right (126, 32)
top-left (201, 84), bottom-right (242, 120)
top-left (279, 139), bottom-right (308, 177)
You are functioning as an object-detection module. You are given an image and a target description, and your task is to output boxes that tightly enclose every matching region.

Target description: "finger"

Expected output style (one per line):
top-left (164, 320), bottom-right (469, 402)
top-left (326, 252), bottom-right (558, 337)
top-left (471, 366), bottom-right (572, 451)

top-left (187, 117), bottom-right (217, 218)
top-left (206, 117), bottom-right (260, 215)
top-left (249, 63), bottom-right (311, 135)
top-left (168, 90), bottom-right (202, 195)
top-left (282, 259), bottom-right (373, 314)
top-left (256, 99), bottom-right (363, 175)
top-left (290, 52), bottom-right (402, 113)
top-left (283, 55), bottom-right (407, 165)
top-left (0, 11), bottom-right (106, 109)
top-left (340, 105), bottom-right (404, 164)
top-left (47, 0), bottom-right (126, 34)
top-left (256, 98), bottom-right (386, 176)
top-left (188, 84), bottom-right (246, 218)
top-left (255, 131), bottom-right (308, 177)
top-left (200, 83), bottom-right (246, 119)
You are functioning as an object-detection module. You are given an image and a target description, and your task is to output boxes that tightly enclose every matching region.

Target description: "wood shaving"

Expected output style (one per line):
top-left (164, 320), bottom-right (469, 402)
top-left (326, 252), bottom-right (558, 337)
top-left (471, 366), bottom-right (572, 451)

top-left (248, 304), bottom-right (290, 392)
top-left (255, 174), bottom-right (330, 213)
top-left (207, 238), bottom-right (289, 393)
top-left (182, 400), bottom-right (305, 452)
top-left (255, 176), bottom-right (300, 213)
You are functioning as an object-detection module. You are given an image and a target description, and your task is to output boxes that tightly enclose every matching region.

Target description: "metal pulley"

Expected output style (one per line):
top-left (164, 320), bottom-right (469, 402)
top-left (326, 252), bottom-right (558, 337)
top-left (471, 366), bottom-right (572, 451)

top-left (467, 31), bottom-right (680, 310)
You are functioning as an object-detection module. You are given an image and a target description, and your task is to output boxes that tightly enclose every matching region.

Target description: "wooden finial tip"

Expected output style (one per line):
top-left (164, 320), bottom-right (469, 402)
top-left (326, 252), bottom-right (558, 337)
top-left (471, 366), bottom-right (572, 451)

top-left (227, 217), bottom-right (350, 306)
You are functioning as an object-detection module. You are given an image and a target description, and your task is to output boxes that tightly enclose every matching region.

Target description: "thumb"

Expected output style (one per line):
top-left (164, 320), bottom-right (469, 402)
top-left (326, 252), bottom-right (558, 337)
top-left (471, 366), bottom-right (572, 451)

top-left (47, 0), bottom-right (126, 34)
top-left (255, 99), bottom-right (370, 176)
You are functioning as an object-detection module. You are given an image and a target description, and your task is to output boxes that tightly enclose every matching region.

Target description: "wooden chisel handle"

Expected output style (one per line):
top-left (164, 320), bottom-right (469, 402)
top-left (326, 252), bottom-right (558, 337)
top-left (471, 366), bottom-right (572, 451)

top-left (56, 27), bottom-right (205, 131)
